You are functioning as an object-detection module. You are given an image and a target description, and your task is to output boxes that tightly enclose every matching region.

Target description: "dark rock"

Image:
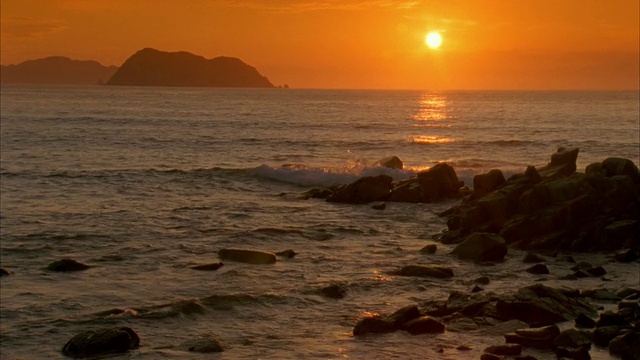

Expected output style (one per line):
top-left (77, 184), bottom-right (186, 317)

top-left (597, 311), bottom-right (630, 327)
top-left (62, 327), bottom-right (140, 358)
top-left (417, 163), bottom-right (463, 202)
top-left (602, 157), bottom-right (640, 183)
top-left (618, 299), bottom-right (639, 311)
top-left (182, 337), bottom-right (224, 353)
top-left (586, 266), bottom-right (606, 277)
top-left (353, 315), bottom-right (394, 336)
top-left (451, 232), bottom-right (507, 262)
top-left (474, 276), bottom-right (491, 285)
top-left (575, 313), bottom-right (597, 328)
top-left (473, 169), bottom-right (506, 199)
top-left (47, 259), bottom-right (90, 272)
top-left (456, 345), bottom-right (472, 351)
top-left (480, 354), bottom-right (502, 360)
top-left (395, 265), bottom-right (454, 278)
top-left (320, 284), bottom-right (347, 299)
top-left (526, 263), bottom-right (550, 274)
top-left (504, 332), bottom-right (555, 349)
top-left (553, 328), bottom-right (591, 349)
top-left (538, 147), bottom-right (579, 179)
top-left (554, 346), bottom-right (591, 360)
top-left (496, 284), bottom-right (597, 324)
top-left (614, 249), bottom-right (639, 262)
top-left (327, 174), bottom-right (393, 204)
top-left (484, 344), bottom-right (522, 356)
top-left (302, 187), bottom-right (334, 199)
top-left (218, 248), bottom-right (276, 264)
top-left (609, 331), bottom-right (640, 360)
top-left (385, 305), bottom-right (421, 329)
top-left (515, 324), bottom-right (560, 339)
top-left (402, 316), bottom-right (445, 335)
top-left (0, 267), bottom-right (11, 276)
top-left (376, 156), bottom-right (403, 170)
top-left (616, 288), bottom-right (640, 299)
top-left (419, 244), bottom-right (437, 254)
top-left (371, 201), bottom-right (386, 210)
top-left (523, 252), bottom-right (545, 263)
top-left (472, 285), bottom-right (484, 293)
top-left (582, 289), bottom-right (620, 302)
top-left (389, 178), bottom-right (423, 202)
top-left (275, 249), bottom-right (297, 258)
top-left (593, 325), bottom-right (621, 347)
top-left (191, 263), bottom-right (223, 271)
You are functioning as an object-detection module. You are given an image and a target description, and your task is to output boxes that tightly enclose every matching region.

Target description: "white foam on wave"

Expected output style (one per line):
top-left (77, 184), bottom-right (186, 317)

top-left (252, 164), bottom-right (416, 187)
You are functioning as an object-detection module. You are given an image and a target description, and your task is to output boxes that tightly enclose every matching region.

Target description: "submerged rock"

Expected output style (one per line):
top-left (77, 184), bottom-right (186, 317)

top-left (181, 336), bottom-right (224, 353)
top-left (218, 248), bottom-right (276, 264)
top-left (402, 316), bottom-right (445, 335)
top-left (47, 259), bottom-right (90, 272)
top-left (327, 174), bottom-right (393, 204)
top-left (275, 249), bottom-right (297, 258)
top-left (419, 244), bottom-right (437, 254)
top-left (0, 267), bottom-right (11, 276)
top-left (62, 327), bottom-right (140, 358)
top-left (320, 284), bottom-right (347, 299)
top-left (191, 262), bottom-right (224, 271)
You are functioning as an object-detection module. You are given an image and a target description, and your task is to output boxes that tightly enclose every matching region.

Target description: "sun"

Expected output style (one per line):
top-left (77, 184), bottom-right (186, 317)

top-left (426, 32), bottom-right (442, 49)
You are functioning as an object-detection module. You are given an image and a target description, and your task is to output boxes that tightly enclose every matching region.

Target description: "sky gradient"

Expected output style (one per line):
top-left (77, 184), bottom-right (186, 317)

top-left (1, 0), bottom-right (638, 90)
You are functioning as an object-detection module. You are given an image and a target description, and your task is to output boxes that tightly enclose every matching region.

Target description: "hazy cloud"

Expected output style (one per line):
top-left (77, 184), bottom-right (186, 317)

top-left (1, 17), bottom-right (69, 40)
top-left (225, 0), bottom-right (421, 12)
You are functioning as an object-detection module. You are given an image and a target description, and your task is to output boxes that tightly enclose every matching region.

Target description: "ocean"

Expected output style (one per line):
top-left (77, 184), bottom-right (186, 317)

top-left (0, 85), bottom-right (638, 359)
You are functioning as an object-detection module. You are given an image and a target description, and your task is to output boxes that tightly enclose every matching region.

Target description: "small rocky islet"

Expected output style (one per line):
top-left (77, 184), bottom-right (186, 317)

top-left (5, 148), bottom-right (637, 359)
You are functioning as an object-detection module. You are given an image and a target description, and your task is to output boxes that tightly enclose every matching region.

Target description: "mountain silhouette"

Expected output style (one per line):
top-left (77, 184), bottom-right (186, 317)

top-left (106, 48), bottom-right (274, 88)
top-left (0, 56), bottom-right (118, 85)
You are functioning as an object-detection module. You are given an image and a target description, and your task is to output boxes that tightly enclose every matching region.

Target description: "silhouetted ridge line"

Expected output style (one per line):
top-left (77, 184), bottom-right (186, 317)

top-left (0, 56), bottom-right (117, 85)
top-left (106, 48), bottom-right (274, 88)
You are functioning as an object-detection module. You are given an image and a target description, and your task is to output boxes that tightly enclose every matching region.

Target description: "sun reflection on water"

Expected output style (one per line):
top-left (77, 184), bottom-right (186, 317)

top-left (411, 93), bottom-right (455, 145)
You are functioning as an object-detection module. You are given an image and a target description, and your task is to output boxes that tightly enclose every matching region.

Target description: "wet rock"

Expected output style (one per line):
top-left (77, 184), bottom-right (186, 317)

top-left (526, 263), bottom-right (549, 274)
top-left (473, 169), bottom-right (506, 199)
top-left (474, 276), bottom-right (491, 285)
top-left (575, 313), bottom-right (596, 328)
top-left (554, 346), bottom-right (591, 360)
top-left (376, 156), bottom-right (403, 170)
top-left (586, 266), bottom-right (606, 277)
top-left (609, 331), bottom-right (640, 360)
top-left (496, 284), bottom-right (597, 324)
top-left (538, 147), bottom-right (579, 179)
top-left (553, 328), bottom-right (591, 349)
top-left (451, 232), bottom-right (507, 262)
top-left (182, 336), bottom-right (224, 353)
top-left (417, 162), bottom-right (464, 202)
top-left (0, 267), bottom-right (11, 276)
top-left (402, 316), bottom-right (445, 335)
top-left (395, 265), bottom-right (454, 278)
top-left (504, 332), bottom-right (555, 349)
top-left (386, 305), bottom-right (421, 329)
top-left (523, 252), bottom-right (545, 263)
top-left (320, 284), bottom-right (347, 299)
top-left (472, 285), bottom-right (484, 293)
top-left (484, 344), bottom-right (522, 356)
top-left (602, 157), bottom-right (640, 183)
top-left (218, 248), bottom-right (276, 264)
top-left (616, 287), bottom-right (640, 299)
top-left (352, 315), bottom-right (394, 336)
top-left (302, 187), bottom-right (334, 199)
top-left (614, 249), bottom-right (639, 262)
top-left (62, 327), bottom-right (140, 358)
top-left (596, 311), bottom-right (630, 327)
top-left (593, 325), bottom-right (621, 347)
top-left (419, 244), bottom-right (437, 254)
top-left (389, 178), bottom-right (423, 202)
top-left (480, 354), bottom-right (502, 360)
top-left (275, 249), bottom-right (297, 258)
top-left (515, 324), bottom-right (560, 340)
top-left (582, 289), bottom-right (620, 302)
top-left (191, 262), bottom-right (224, 271)
top-left (47, 259), bottom-right (90, 272)
top-left (327, 174), bottom-right (393, 204)
top-left (371, 201), bottom-right (386, 210)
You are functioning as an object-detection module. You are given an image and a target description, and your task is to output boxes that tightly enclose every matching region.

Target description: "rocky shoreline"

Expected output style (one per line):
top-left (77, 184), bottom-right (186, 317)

top-left (2, 148), bottom-right (638, 359)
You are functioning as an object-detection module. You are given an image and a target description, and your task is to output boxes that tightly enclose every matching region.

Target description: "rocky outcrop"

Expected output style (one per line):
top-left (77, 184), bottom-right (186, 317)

top-left (450, 233), bottom-right (508, 262)
top-left (314, 160), bottom-right (463, 204)
top-left (107, 48), bottom-right (274, 88)
top-left (1, 56), bottom-right (117, 85)
top-left (439, 148), bottom-right (640, 252)
top-left (218, 248), bottom-right (276, 264)
top-left (62, 327), bottom-right (140, 358)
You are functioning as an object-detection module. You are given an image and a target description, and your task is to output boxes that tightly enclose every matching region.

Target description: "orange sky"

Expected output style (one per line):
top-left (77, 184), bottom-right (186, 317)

top-left (1, 0), bottom-right (638, 90)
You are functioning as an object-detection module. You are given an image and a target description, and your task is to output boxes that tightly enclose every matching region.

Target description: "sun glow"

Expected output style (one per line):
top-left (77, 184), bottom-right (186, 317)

top-left (426, 32), bottom-right (442, 49)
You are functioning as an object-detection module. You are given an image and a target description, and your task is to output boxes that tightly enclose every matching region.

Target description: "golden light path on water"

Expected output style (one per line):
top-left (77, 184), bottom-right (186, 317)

top-left (411, 93), bottom-right (455, 146)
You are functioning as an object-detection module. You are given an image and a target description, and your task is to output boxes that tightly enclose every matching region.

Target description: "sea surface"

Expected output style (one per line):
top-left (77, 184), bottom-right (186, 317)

top-left (1, 86), bottom-right (638, 359)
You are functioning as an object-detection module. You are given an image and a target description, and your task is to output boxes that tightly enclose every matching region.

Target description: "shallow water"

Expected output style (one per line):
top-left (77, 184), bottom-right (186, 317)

top-left (0, 86), bottom-right (638, 359)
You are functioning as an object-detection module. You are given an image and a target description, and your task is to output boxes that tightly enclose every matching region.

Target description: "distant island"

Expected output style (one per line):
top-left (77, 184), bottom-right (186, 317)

top-left (0, 56), bottom-right (117, 85)
top-left (106, 48), bottom-right (274, 88)
top-left (1, 48), bottom-right (277, 88)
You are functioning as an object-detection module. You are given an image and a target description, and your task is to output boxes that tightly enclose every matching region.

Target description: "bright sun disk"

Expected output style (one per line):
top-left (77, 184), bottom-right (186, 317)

top-left (426, 32), bottom-right (442, 49)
